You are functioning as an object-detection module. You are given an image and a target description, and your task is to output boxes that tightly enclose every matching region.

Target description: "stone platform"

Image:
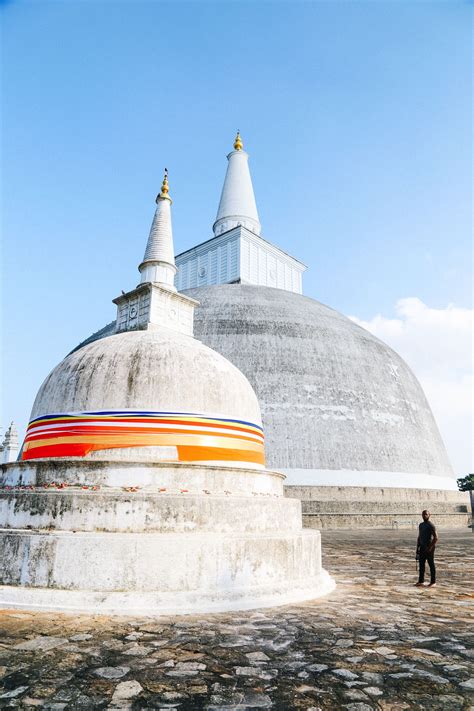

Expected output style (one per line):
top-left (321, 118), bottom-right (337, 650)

top-left (0, 461), bottom-right (333, 615)
top-left (0, 529), bottom-right (472, 709)
top-left (285, 485), bottom-right (471, 530)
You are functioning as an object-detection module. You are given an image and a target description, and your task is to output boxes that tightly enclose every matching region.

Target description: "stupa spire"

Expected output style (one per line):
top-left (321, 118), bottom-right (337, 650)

top-left (114, 168), bottom-right (198, 336)
top-left (139, 169), bottom-right (177, 290)
top-left (213, 132), bottom-right (261, 237)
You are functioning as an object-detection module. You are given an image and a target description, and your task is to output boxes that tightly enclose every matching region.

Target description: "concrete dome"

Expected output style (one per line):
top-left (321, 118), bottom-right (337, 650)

top-left (182, 285), bottom-right (454, 487)
top-left (26, 328), bottom-right (264, 468)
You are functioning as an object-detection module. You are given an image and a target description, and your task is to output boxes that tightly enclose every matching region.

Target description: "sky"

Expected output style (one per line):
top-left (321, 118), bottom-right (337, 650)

top-left (1, 0), bottom-right (472, 474)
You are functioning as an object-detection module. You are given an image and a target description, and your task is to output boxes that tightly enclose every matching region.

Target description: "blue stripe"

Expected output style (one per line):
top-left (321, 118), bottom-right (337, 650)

top-left (28, 410), bottom-right (263, 433)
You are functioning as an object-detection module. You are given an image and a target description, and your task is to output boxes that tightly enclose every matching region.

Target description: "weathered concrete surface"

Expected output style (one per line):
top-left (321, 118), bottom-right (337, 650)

top-left (0, 462), bottom-right (333, 614)
top-left (0, 529), bottom-right (472, 709)
top-left (0, 529), bottom-right (330, 612)
top-left (1, 461), bottom-right (285, 496)
top-left (31, 328), bottom-right (262, 449)
top-left (185, 285), bottom-right (454, 481)
top-left (0, 491), bottom-right (302, 533)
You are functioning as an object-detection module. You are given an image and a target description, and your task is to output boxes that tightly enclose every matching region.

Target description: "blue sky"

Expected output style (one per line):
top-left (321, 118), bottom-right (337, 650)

top-left (2, 0), bottom-right (472, 471)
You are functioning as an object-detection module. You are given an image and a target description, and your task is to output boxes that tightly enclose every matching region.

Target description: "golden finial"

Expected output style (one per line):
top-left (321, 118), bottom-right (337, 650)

top-left (233, 130), bottom-right (243, 151)
top-left (157, 168), bottom-right (172, 203)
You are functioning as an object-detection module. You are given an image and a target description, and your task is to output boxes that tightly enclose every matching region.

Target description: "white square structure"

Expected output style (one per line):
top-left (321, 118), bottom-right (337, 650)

top-left (113, 283), bottom-right (197, 336)
top-left (175, 226), bottom-right (306, 294)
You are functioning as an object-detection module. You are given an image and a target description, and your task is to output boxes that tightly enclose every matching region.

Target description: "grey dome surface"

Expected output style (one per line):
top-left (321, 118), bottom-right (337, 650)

top-left (183, 285), bottom-right (453, 477)
top-left (74, 285), bottom-right (453, 478)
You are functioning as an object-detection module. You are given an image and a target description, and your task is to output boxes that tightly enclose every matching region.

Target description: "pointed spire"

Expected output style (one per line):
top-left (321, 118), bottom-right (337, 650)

top-left (213, 132), bottom-right (261, 237)
top-left (139, 169), bottom-right (177, 290)
top-left (114, 168), bottom-right (198, 335)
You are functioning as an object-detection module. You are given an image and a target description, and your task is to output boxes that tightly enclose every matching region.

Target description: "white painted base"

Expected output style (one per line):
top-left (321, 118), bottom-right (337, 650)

top-left (282, 469), bottom-right (459, 491)
top-left (0, 571), bottom-right (335, 616)
top-left (0, 461), bottom-right (334, 615)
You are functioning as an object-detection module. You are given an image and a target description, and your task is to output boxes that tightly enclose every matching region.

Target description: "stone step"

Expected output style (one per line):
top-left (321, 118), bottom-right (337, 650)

top-left (301, 500), bottom-right (469, 514)
top-left (0, 528), bottom-right (332, 615)
top-left (0, 490), bottom-right (301, 534)
top-left (2, 460), bottom-right (284, 497)
top-left (284, 485), bottom-right (469, 504)
top-left (285, 484), bottom-right (471, 530)
top-left (303, 512), bottom-right (470, 530)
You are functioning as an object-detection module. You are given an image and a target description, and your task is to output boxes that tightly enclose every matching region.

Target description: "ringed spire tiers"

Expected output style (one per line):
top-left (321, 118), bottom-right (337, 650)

top-left (139, 169), bottom-right (177, 289)
top-left (114, 168), bottom-right (198, 336)
top-left (213, 132), bottom-right (261, 237)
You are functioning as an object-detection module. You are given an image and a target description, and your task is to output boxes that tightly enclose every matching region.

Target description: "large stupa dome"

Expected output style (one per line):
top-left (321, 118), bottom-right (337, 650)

top-left (183, 284), bottom-right (454, 488)
top-left (24, 328), bottom-right (264, 468)
top-left (70, 134), bottom-right (456, 493)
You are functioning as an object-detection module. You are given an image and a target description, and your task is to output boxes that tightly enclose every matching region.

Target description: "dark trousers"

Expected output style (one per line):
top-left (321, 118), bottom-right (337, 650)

top-left (418, 547), bottom-right (436, 584)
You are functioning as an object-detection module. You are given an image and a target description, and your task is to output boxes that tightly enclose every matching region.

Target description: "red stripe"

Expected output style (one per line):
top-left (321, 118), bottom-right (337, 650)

top-left (22, 443), bottom-right (92, 460)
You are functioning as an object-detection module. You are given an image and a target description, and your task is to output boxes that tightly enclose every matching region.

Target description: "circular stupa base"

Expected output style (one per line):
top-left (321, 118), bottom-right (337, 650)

top-left (0, 569), bottom-right (335, 616)
top-left (0, 460), bottom-right (335, 615)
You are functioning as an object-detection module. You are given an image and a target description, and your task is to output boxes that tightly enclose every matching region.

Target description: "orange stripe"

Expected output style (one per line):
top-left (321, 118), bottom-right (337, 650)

top-left (177, 446), bottom-right (265, 466)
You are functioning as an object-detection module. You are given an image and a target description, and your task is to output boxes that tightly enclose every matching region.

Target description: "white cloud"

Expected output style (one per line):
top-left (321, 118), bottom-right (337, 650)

top-left (349, 298), bottom-right (473, 476)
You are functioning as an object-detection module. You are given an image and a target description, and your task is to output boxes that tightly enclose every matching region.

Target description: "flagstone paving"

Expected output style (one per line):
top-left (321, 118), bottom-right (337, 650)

top-left (0, 529), bottom-right (472, 709)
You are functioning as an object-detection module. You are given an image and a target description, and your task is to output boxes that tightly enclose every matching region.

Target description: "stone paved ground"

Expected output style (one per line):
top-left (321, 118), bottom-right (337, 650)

top-left (0, 529), bottom-right (473, 710)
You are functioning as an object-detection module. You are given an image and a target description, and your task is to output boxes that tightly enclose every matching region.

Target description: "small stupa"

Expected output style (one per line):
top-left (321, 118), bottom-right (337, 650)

top-left (1, 422), bottom-right (19, 464)
top-left (0, 169), bottom-right (334, 614)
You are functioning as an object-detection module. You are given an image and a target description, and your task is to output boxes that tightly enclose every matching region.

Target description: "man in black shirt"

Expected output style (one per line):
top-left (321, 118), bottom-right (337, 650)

top-left (415, 510), bottom-right (438, 587)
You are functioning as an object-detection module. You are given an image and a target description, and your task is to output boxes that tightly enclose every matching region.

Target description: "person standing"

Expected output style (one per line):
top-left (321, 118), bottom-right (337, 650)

top-left (415, 510), bottom-right (438, 587)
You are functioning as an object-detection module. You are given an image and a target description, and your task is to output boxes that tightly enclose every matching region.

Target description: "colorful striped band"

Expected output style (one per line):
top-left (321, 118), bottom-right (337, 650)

top-left (21, 410), bottom-right (265, 466)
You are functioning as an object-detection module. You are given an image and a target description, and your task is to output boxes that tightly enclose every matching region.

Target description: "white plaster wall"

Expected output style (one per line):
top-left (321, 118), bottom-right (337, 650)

top-left (240, 233), bottom-right (304, 293)
top-left (175, 233), bottom-right (240, 291)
